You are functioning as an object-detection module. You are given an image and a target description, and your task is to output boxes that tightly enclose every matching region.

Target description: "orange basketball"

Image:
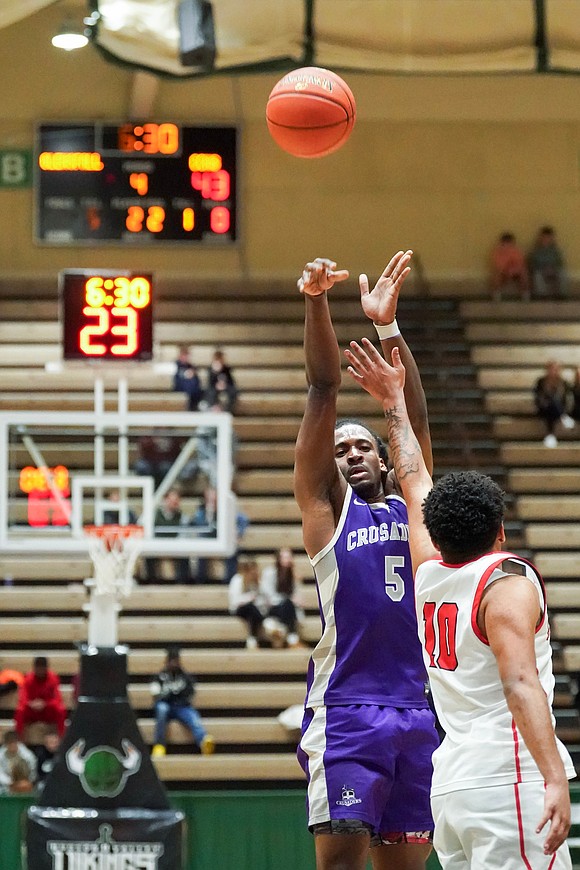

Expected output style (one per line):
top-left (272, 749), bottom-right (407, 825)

top-left (266, 67), bottom-right (356, 158)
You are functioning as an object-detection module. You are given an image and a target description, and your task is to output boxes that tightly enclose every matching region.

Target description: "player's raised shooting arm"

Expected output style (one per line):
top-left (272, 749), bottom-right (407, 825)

top-left (294, 259), bottom-right (349, 556)
top-left (345, 339), bottom-right (439, 573)
top-left (481, 577), bottom-right (571, 855)
top-left (359, 251), bottom-right (433, 475)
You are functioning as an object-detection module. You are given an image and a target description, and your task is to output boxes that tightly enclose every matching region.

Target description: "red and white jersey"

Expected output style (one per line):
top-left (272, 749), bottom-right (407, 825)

top-left (414, 551), bottom-right (575, 797)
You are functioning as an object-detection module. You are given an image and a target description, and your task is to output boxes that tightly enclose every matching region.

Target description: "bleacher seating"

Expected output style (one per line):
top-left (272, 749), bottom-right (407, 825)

top-left (3, 278), bottom-right (580, 780)
top-left (459, 298), bottom-right (580, 755)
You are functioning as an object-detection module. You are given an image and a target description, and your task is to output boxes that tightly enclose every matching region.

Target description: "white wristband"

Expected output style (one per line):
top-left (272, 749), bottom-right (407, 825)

top-left (374, 319), bottom-right (400, 340)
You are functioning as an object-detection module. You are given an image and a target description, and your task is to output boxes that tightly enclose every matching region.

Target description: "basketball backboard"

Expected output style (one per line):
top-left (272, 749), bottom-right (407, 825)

top-left (0, 408), bottom-right (236, 556)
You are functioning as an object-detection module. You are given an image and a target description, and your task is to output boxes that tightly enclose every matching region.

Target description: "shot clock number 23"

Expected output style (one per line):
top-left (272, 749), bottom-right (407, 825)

top-left (60, 270), bottom-right (154, 362)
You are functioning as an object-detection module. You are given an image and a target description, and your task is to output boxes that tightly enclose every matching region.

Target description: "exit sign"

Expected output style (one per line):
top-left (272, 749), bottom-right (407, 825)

top-left (0, 150), bottom-right (32, 188)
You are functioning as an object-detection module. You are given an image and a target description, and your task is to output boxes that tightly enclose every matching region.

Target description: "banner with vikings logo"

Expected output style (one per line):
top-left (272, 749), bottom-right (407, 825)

top-left (26, 647), bottom-right (183, 869)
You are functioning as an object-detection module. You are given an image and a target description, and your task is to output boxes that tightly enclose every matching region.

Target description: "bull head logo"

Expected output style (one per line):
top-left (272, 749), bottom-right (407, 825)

top-left (66, 738), bottom-right (141, 798)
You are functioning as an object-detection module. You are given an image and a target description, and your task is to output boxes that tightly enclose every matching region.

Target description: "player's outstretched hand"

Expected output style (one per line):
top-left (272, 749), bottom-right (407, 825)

top-left (359, 250), bottom-right (412, 325)
top-left (536, 779), bottom-right (571, 855)
top-left (298, 258), bottom-right (349, 297)
top-left (345, 339), bottom-right (406, 406)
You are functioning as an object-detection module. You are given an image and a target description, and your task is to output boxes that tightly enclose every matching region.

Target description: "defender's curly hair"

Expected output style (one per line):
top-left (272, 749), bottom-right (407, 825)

top-left (422, 471), bottom-right (505, 562)
top-left (335, 418), bottom-right (388, 465)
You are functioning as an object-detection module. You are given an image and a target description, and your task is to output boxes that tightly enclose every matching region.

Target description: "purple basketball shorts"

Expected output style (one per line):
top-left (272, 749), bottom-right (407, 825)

top-left (297, 704), bottom-right (437, 837)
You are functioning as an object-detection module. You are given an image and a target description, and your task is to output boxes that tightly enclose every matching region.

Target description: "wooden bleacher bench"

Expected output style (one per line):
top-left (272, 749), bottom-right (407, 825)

top-left (517, 496), bottom-right (580, 521)
top-left (535, 553), bottom-right (580, 578)
top-left (526, 524), bottom-right (580, 549)
top-left (501, 444), bottom-right (580, 466)
top-left (0, 615), bottom-right (321, 645)
top-left (0, 584), bottom-right (319, 613)
top-left (509, 469), bottom-right (580, 493)
top-left (0, 682), bottom-right (307, 713)
top-left (0, 716), bottom-right (298, 746)
top-left (0, 647), bottom-right (311, 678)
top-left (466, 322), bottom-right (580, 344)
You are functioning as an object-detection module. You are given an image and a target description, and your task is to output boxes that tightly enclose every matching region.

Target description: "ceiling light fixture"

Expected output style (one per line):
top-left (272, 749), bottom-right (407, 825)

top-left (52, 19), bottom-right (89, 51)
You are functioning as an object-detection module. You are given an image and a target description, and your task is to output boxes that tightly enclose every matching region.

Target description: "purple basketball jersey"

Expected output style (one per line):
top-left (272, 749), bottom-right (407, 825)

top-left (306, 486), bottom-right (428, 708)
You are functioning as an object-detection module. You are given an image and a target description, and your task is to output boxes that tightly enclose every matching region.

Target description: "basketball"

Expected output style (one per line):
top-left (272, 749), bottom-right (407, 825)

top-left (266, 67), bottom-right (356, 158)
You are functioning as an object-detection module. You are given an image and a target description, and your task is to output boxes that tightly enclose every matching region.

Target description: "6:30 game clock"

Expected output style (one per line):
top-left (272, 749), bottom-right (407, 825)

top-left (60, 270), bottom-right (154, 361)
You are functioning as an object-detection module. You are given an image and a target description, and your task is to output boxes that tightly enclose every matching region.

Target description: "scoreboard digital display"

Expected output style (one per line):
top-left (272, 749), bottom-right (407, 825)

top-left (36, 123), bottom-right (237, 245)
top-left (60, 269), bottom-right (154, 361)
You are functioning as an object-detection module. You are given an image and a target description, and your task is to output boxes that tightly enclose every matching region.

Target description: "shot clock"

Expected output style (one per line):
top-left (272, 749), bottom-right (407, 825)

top-left (60, 270), bottom-right (154, 361)
top-left (36, 123), bottom-right (237, 245)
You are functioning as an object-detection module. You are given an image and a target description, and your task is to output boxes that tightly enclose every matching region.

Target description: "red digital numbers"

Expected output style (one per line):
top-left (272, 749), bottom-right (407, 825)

top-left (19, 465), bottom-right (71, 527)
top-left (190, 169), bottom-right (230, 201)
top-left (80, 307), bottom-right (139, 356)
top-left (61, 271), bottom-right (154, 362)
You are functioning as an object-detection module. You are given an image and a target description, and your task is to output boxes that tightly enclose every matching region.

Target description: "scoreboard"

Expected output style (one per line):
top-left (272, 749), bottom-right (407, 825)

top-left (35, 123), bottom-right (237, 245)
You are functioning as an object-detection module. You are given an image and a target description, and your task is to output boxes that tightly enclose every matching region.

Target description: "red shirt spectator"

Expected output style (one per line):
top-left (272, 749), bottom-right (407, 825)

top-left (14, 656), bottom-right (66, 739)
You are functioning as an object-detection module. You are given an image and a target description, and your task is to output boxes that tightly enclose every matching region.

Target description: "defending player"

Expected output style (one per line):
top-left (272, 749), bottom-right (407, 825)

top-left (344, 337), bottom-right (575, 869)
top-left (294, 253), bottom-right (439, 870)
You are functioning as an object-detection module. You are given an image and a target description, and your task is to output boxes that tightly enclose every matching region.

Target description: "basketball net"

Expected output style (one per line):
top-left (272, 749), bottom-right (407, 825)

top-left (84, 525), bottom-right (144, 599)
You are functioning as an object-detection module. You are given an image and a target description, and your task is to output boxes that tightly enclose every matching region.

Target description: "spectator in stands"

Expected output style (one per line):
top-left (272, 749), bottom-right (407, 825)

top-left (572, 369), bottom-right (580, 424)
top-left (533, 360), bottom-right (575, 448)
top-left (228, 557), bottom-right (270, 649)
top-left (144, 488), bottom-right (191, 583)
top-left (191, 486), bottom-right (249, 583)
top-left (34, 725), bottom-right (61, 790)
top-left (150, 648), bottom-right (214, 758)
top-left (0, 730), bottom-right (37, 794)
top-left (173, 345), bottom-right (205, 411)
top-left (261, 548), bottom-right (304, 648)
top-left (490, 231), bottom-right (529, 300)
top-left (102, 489), bottom-right (138, 525)
top-left (206, 349), bottom-right (238, 413)
top-left (528, 226), bottom-right (567, 298)
top-left (14, 656), bottom-right (66, 740)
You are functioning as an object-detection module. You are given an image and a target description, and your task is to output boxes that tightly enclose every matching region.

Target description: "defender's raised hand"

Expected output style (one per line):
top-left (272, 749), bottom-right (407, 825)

top-left (359, 250), bottom-right (413, 324)
top-left (298, 258), bottom-right (349, 297)
top-left (345, 338), bottom-right (406, 407)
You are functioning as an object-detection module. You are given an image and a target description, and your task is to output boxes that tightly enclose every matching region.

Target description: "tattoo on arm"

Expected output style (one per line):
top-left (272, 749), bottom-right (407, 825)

top-left (384, 405), bottom-right (422, 482)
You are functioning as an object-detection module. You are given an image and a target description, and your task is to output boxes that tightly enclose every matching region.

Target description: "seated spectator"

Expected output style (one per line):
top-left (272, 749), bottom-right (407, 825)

top-left (102, 489), bottom-right (138, 526)
top-left (173, 345), bottom-right (205, 411)
top-left (150, 648), bottom-right (214, 757)
top-left (490, 232), bottom-right (529, 301)
top-left (0, 730), bottom-right (37, 795)
top-left (228, 557), bottom-right (270, 649)
top-left (261, 548), bottom-right (304, 648)
top-left (14, 656), bottom-right (66, 741)
top-left (206, 349), bottom-right (238, 413)
top-left (533, 360), bottom-right (574, 448)
top-left (572, 368), bottom-right (580, 423)
top-left (528, 226), bottom-right (567, 298)
top-left (191, 486), bottom-right (249, 583)
top-left (34, 725), bottom-right (61, 790)
top-left (144, 489), bottom-right (191, 584)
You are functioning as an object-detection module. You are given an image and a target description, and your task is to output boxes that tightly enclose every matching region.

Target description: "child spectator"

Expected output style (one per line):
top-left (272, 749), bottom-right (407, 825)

top-left (150, 648), bottom-right (214, 757)
top-left (35, 725), bottom-right (61, 789)
top-left (533, 360), bottom-right (574, 448)
top-left (206, 349), bottom-right (238, 413)
top-left (0, 730), bottom-right (37, 794)
top-left (261, 548), bottom-right (304, 648)
top-left (144, 488), bottom-right (191, 583)
top-left (228, 558), bottom-right (270, 649)
top-left (14, 656), bottom-right (66, 740)
top-left (173, 345), bottom-right (205, 411)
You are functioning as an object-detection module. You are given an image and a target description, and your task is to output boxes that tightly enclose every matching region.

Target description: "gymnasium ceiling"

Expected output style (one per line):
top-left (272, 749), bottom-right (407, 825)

top-left (3, 1), bottom-right (580, 80)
